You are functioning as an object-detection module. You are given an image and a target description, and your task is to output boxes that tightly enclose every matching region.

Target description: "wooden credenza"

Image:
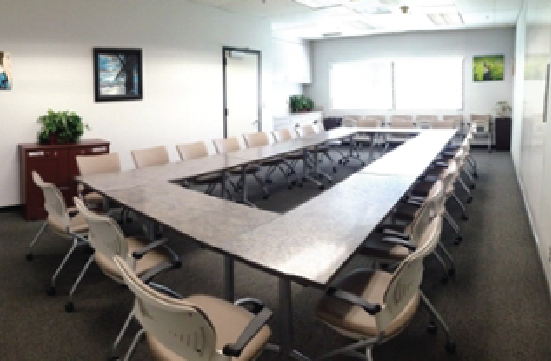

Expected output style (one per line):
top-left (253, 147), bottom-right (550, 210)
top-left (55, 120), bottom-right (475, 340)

top-left (19, 139), bottom-right (110, 220)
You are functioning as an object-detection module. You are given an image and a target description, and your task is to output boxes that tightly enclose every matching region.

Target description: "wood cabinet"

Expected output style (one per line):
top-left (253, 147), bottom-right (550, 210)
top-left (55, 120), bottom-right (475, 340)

top-left (495, 117), bottom-right (512, 151)
top-left (273, 111), bottom-right (323, 135)
top-left (19, 139), bottom-right (110, 220)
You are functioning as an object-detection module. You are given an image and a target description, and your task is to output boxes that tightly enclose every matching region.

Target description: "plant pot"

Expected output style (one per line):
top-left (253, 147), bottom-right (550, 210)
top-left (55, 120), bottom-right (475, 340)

top-left (48, 134), bottom-right (59, 145)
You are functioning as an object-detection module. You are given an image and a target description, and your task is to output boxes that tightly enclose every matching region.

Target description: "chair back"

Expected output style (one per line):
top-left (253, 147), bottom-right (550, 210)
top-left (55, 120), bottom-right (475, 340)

top-left (243, 132), bottom-right (270, 148)
top-left (298, 124), bottom-right (316, 137)
top-left (376, 215), bottom-right (442, 333)
top-left (416, 115), bottom-right (437, 129)
top-left (357, 116), bottom-right (383, 128)
top-left (212, 137), bottom-right (240, 154)
top-left (76, 153), bottom-right (121, 176)
top-left (114, 256), bottom-right (219, 361)
top-left (430, 120), bottom-right (456, 129)
top-left (176, 141), bottom-right (209, 161)
top-left (470, 114), bottom-right (491, 132)
top-left (131, 146), bottom-right (169, 169)
top-left (408, 181), bottom-right (442, 245)
top-left (441, 161), bottom-right (457, 202)
top-left (342, 115), bottom-right (359, 127)
top-left (73, 197), bottom-right (129, 266)
top-left (272, 129), bottom-right (292, 142)
top-left (389, 115), bottom-right (415, 129)
top-left (32, 171), bottom-right (69, 230)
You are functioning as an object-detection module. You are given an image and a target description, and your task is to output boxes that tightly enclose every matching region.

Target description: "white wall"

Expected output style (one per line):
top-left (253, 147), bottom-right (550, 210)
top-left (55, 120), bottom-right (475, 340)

top-left (0, 0), bottom-right (304, 207)
top-left (305, 28), bottom-right (515, 119)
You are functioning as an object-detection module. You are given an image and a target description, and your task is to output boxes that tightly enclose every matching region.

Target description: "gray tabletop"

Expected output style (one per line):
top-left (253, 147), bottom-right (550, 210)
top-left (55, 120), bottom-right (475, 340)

top-left (234, 173), bottom-right (417, 286)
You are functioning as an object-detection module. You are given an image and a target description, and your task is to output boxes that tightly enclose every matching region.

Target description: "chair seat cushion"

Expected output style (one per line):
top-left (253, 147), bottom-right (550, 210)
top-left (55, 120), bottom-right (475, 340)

top-left (84, 191), bottom-right (104, 205)
top-left (146, 294), bottom-right (271, 361)
top-left (48, 209), bottom-right (88, 235)
top-left (360, 232), bottom-right (411, 261)
top-left (316, 270), bottom-right (420, 340)
top-left (94, 236), bottom-right (173, 283)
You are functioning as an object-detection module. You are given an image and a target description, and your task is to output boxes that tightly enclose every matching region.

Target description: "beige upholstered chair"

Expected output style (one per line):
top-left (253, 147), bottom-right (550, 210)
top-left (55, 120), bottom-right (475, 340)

top-left (26, 171), bottom-right (89, 296)
top-left (114, 255), bottom-right (273, 361)
top-left (387, 115), bottom-right (416, 145)
top-left (212, 137), bottom-right (268, 205)
top-left (416, 115), bottom-right (437, 129)
top-left (243, 132), bottom-right (294, 188)
top-left (470, 114), bottom-right (492, 151)
top-left (176, 141), bottom-right (228, 197)
top-left (76, 152), bottom-right (122, 207)
top-left (131, 146), bottom-right (169, 169)
top-left (442, 115), bottom-right (463, 132)
top-left (315, 214), bottom-right (455, 360)
top-left (355, 116), bottom-right (385, 150)
top-left (342, 115), bottom-right (360, 127)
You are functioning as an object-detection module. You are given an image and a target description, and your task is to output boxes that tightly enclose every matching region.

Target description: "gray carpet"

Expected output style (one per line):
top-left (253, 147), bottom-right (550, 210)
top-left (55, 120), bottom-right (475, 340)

top-left (1, 149), bottom-right (550, 360)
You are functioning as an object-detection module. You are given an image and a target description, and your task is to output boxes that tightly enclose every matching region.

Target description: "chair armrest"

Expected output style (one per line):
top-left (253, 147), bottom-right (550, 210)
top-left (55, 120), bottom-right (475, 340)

top-left (432, 161), bottom-right (448, 168)
top-left (222, 307), bottom-right (273, 358)
top-left (132, 238), bottom-right (169, 260)
top-left (234, 297), bottom-right (265, 314)
top-left (147, 281), bottom-right (183, 299)
top-left (139, 260), bottom-right (182, 284)
top-left (407, 195), bottom-right (426, 203)
top-left (380, 236), bottom-right (416, 251)
top-left (405, 199), bottom-right (423, 207)
top-left (326, 287), bottom-right (381, 315)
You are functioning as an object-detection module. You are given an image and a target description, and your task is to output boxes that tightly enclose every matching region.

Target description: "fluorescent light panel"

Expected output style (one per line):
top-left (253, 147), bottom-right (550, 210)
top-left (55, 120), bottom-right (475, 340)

top-left (428, 12), bottom-right (464, 25)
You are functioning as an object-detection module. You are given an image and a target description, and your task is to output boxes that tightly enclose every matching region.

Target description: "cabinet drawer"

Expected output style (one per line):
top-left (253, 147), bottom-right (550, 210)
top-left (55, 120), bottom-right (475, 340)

top-left (27, 149), bottom-right (62, 158)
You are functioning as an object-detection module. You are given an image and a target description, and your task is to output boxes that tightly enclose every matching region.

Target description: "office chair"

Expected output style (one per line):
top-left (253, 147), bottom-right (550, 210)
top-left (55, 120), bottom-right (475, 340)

top-left (470, 114), bottom-right (492, 152)
top-left (442, 115), bottom-right (464, 134)
top-left (26, 171), bottom-right (90, 296)
top-left (297, 124), bottom-right (337, 181)
top-left (76, 152), bottom-right (122, 210)
top-left (113, 255), bottom-right (273, 361)
top-left (72, 197), bottom-right (181, 356)
top-left (212, 137), bottom-right (269, 206)
top-left (315, 215), bottom-right (455, 361)
top-left (131, 145), bottom-right (170, 169)
top-left (416, 115), bottom-right (437, 129)
top-left (386, 115), bottom-right (416, 147)
top-left (271, 129), bottom-right (305, 187)
top-left (176, 141), bottom-right (231, 198)
top-left (354, 116), bottom-right (385, 159)
top-left (242, 131), bottom-right (295, 189)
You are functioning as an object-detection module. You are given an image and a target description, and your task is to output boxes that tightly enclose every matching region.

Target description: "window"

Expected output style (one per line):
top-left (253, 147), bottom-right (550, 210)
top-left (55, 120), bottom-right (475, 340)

top-left (330, 60), bottom-right (393, 110)
top-left (394, 57), bottom-right (463, 110)
top-left (329, 57), bottom-right (464, 111)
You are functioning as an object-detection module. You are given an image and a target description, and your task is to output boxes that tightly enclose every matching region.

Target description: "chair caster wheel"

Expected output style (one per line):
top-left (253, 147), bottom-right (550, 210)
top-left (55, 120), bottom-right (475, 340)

top-left (446, 342), bottom-right (456, 354)
top-left (291, 180), bottom-right (297, 186)
top-left (108, 357), bottom-right (120, 361)
top-left (47, 287), bottom-right (56, 296)
top-left (298, 183), bottom-right (303, 188)
top-left (318, 185), bottom-right (325, 190)
top-left (265, 179), bottom-right (273, 184)
top-left (288, 185), bottom-right (293, 190)
top-left (427, 322), bottom-right (437, 334)
top-left (462, 214), bottom-right (469, 221)
top-left (262, 195), bottom-right (269, 200)
top-left (338, 159), bottom-right (343, 164)
top-left (448, 268), bottom-right (456, 277)
top-left (441, 276), bottom-right (448, 284)
top-left (469, 184), bottom-right (475, 190)
top-left (473, 172), bottom-right (478, 179)
top-left (454, 236), bottom-right (462, 246)
top-left (65, 301), bottom-right (74, 313)
top-left (467, 197), bottom-right (473, 204)
top-left (26, 253), bottom-right (34, 261)
top-left (333, 167), bottom-right (337, 173)
top-left (302, 177), bottom-right (307, 182)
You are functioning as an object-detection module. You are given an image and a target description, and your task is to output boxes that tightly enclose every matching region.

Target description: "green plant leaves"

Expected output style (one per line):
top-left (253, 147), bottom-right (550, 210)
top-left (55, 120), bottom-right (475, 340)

top-left (289, 94), bottom-right (314, 113)
top-left (36, 109), bottom-right (90, 144)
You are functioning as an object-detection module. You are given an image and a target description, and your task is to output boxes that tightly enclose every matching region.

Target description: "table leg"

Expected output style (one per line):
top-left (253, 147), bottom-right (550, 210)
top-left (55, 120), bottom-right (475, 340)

top-left (301, 149), bottom-right (323, 189)
top-left (241, 166), bottom-right (255, 208)
top-left (278, 278), bottom-right (310, 361)
top-left (340, 135), bottom-right (364, 166)
top-left (221, 169), bottom-right (227, 199)
top-left (224, 255), bottom-right (235, 302)
top-left (312, 145), bottom-right (332, 183)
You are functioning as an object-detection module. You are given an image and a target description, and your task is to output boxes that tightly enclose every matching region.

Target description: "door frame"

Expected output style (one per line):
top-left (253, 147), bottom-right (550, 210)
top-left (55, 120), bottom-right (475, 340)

top-left (222, 46), bottom-right (262, 138)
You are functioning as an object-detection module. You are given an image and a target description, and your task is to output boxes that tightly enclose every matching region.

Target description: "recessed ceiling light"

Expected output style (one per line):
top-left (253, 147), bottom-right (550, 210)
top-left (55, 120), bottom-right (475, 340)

top-left (293, 0), bottom-right (343, 9)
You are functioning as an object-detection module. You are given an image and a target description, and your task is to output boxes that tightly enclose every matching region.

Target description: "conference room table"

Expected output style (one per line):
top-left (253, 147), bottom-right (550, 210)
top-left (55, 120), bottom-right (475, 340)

top-left (76, 127), bottom-right (457, 360)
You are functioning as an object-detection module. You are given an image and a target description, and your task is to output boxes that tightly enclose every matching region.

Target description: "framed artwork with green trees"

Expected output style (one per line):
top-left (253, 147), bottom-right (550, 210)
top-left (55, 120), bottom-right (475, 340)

top-left (473, 55), bottom-right (504, 82)
top-left (93, 48), bottom-right (142, 102)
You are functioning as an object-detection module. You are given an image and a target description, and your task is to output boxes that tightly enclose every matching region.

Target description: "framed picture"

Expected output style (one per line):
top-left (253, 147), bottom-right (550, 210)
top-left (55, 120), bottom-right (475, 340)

top-left (93, 48), bottom-right (142, 102)
top-left (0, 51), bottom-right (13, 90)
top-left (473, 55), bottom-right (504, 82)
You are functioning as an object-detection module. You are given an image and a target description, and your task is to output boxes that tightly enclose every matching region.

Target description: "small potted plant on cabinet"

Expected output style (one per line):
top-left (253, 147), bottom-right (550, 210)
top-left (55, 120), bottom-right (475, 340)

top-left (37, 109), bottom-right (90, 144)
top-left (495, 101), bottom-right (512, 117)
top-left (289, 94), bottom-right (314, 113)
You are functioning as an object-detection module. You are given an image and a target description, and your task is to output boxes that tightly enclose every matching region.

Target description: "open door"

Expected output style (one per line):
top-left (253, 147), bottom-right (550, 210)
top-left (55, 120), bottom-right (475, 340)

top-left (223, 47), bottom-right (262, 138)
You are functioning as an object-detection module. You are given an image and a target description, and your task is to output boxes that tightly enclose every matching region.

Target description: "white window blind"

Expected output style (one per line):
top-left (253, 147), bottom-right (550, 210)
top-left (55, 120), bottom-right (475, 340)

top-left (329, 60), bottom-right (393, 110)
top-left (394, 57), bottom-right (464, 110)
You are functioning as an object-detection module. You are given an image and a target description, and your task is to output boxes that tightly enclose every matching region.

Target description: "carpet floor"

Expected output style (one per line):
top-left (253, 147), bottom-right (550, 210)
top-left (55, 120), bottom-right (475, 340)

top-left (1, 149), bottom-right (550, 360)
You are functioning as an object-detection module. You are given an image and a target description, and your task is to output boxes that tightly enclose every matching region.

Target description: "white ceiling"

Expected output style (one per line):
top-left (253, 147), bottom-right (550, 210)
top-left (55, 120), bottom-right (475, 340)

top-left (188, 0), bottom-right (522, 39)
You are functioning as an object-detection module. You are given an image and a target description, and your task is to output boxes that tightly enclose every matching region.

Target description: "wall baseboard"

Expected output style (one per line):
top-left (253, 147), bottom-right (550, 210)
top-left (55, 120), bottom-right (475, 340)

top-left (516, 173), bottom-right (551, 300)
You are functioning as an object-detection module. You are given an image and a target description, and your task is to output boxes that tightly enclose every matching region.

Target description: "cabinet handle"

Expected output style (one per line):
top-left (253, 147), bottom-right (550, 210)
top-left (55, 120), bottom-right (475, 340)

top-left (91, 146), bottom-right (107, 153)
top-left (28, 151), bottom-right (45, 157)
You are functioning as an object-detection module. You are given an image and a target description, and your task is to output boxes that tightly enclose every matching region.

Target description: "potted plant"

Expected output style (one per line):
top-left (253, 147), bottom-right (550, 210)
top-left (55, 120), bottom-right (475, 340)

top-left (495, 101), bottom-right (512, 117)
top-left (37, 109), bottom-right (90, 144)
top-left (289, 94), bottom-right (314, 113)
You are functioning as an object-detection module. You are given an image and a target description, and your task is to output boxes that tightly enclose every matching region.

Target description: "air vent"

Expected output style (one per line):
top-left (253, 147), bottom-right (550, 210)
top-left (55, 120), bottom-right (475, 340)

top-left (322, 32), bottom-right (342, 37)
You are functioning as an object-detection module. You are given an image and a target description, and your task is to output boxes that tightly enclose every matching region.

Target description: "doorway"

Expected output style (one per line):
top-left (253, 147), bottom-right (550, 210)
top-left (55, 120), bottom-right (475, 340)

top-left (222, 47), bottom-right (262, 138)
